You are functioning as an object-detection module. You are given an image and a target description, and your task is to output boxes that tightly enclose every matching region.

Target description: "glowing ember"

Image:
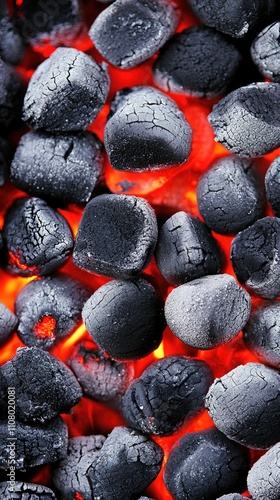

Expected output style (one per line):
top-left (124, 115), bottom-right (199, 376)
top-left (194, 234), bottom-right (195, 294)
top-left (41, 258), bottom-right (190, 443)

top-left (8, 251), bottom-right (39, 274)
top-left (34, 316), bottom-right (56, 340)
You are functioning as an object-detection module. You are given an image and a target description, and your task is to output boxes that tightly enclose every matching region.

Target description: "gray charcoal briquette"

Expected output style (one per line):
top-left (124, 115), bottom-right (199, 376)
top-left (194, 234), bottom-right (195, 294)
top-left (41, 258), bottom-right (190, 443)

top-left (265, 154), bottom-right (280, 216)
top-left (247, 442), bottom-right (280, 500)
top-left (0, 482), bottom-right (57, 499)
top-left (0, 58), bottom-right (23, 128)
top-left (0, 302), bottom-right (18, 344)
top-left (0, 137), bottom-right (11, 186)
top-left (217, 495), bottom-right (245, 500)
top-left (0, 3), bottom-right (24, 65)
top-left (251, 22), bottom-right (280, 82)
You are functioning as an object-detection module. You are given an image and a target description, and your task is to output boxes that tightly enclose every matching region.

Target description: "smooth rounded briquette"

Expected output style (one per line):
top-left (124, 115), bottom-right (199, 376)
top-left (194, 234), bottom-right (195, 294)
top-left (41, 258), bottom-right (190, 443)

top-left (22, 48), bottom-right (110, 131)
top-left (164, 428), bottom-right (250, 500)
top-left (104, 86), bottom-right (192, 171)
top-left (0, 58), bottom-right (23, 127)
top-left (89, 0), bottom-right (179, 69)
top-left (251, 22), bottom-right (280, 82)
top-left (0, 9), bottom-right (24, 65)
top-left (217, 495), bottom-right (245, 500)
top-left (0, 137), bottom-right (11, 186)
top-left (197, 156), bottom-right (264, 234)
top-left (73, 194), bottom-right (158, 279)
top-left (247, 442), bottom-right (280, 500)
top-left (208, 82), bottom-right (280, 157)
top-left (122, 356), bottom-right (213, 436)
top-left (265, 154), bottom-right (280, 216)
top-left (0, 482), bottom-right (57, 499)
top-left (82, 278), bottom-right (165, 360)
top-left (164, 274), bottom-right (251, 350)
top-left (0, 302), bottom-right (18, 344)
top-left (205, 362), bottom-right (280, 449)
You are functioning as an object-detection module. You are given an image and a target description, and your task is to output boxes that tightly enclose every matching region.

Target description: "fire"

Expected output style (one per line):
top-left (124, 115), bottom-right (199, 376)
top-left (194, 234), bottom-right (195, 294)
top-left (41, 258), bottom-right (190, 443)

top-left (8, 250), bottom-right (39, 275)
top-left (34, 316), bottom-right (56, 340)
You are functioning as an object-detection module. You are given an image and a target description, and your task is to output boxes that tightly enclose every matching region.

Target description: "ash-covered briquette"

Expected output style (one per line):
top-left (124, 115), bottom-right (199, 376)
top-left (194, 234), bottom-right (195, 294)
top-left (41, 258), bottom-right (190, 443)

top-left (265, 154), bottom-right (280, 216)
top-left (217, 495), bottom-right (245, 500)
top-left (87, 426), bottom-right (163, 500)
top-left (164, 274), bottom-right (251, 350)
top-left (0, 482), bottom-right (57, 499)
top-left (197, 156), bottom-right (264, 234)
top-left (231, 216), bottom-right (280, 299)
top-left (0, 302), bottom-right (18, 344)
top-left (2, 197), bottom-right (73, 277)
top-left (251, 22), bottom-right (280, 82)
top-left (0, 3), bottom-right (24, 65)
top-left (0, 347), bottom-right (82, 423)
top-left (15, 275), bottom-right (91, 350)
top-left (73, 194), bottom-right (158, 279)
top-left (0, 137), bottom-right (11, 186)
top-left (0, 58), bottom-right (23, 128)
top-left (89, 0), bottom-right (178, 69)
top-left (82, 278), bottom-right (165, 360)
top-left (247, 442), bottom-right (280, 500)
top-left (164, 428), bottom-right (250, 500)
top-left (10, 130), bottom-right (103, 206)
top-left (208, 82), bottom-right (280, 157)
top-left (206, 362), bottom-right (280, 449)
top-left (155, 211), bottom-right (221, 286)
top-left (122, 356), bottom-right (213, 436)
top-left (153, 26), bottom-right (242, 98)
top-left (22, 48), bottom-right (110, 132)
top-left (104, 86), bottom-right (192, 172)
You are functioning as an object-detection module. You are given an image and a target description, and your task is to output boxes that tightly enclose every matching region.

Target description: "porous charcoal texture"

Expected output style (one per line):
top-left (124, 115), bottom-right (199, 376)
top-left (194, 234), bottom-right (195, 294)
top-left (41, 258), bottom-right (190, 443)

top-left (2, 197), bottom-right (73, 277)
top-left (231, 216), bottom-right (280, 299)
top-left (0, 137), bottom-right (11, 186)
top-left (122, 356), bottom-right (213, 436)
top-left (0, 347), bottom-right (82, 422)
top-left (265, 154), bottom-right (280, 216)
top-left (0, 302), bottom-right (18, 344)
top-left (10, 130), bottom-right (103, 206)
top-left (82, 278), bottom-right (165, 360)
top-left (87, 426), bottom-right (163, 500)
top-left (73, 194), bottom-right (158, 279)
top-left (104, 86), bottom-right (192, 171)
top-left (164, 428), bottom-right (250, 500)
top-left (197, 156), bottom-right (264, 234)
top-left (0, 482), bottom-right (57, 499)
top-left (0, 416), bottom-right (67, 469)
top-left (89, 0), bottom-right (178, 68)
top-left (247, 442), bottom-right (280, 500)
top-left (217, 495), bottom-right (245, 500)
top-left (206, 362), bottom-right (280, 448)
top-left (155, 211), bottom-right (221, 286)
top-left (15, 274), bottom-right (91, 350)
top-left (243, 302), bottom-right (280, 368)
top-left (208, 82), bottom-right (280, 157)
top-left (22, 48), bottom-right (110, 131)
top-left (0, 58), bottom-right (22, 127)
top-left (0, 4), bottom-right (24, 65)
top-left (251, 22), bottom-right (280, 82)
top-left (153, 26), bottom-right (242, 97)
top-left (165, 274), bottom-right (251, 350)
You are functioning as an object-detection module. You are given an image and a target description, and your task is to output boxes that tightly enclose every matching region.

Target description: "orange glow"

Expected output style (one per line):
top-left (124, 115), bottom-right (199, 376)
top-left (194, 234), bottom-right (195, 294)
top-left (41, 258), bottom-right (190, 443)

top-left (51, 323), bottom-right (88, 363)
top-left (8, 251), bottom-right (39, 275)
top-left (34, 316), bottom-right (56, 340)
top-left (154, 341), bottom-right (165, 360)
top-left (75, 493), bottom-right (85, 500)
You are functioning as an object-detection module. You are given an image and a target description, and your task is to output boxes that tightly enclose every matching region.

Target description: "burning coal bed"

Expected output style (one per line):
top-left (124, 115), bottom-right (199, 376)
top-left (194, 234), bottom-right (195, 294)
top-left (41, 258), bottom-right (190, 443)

top-left (0, 0), bottom-right (280, 499)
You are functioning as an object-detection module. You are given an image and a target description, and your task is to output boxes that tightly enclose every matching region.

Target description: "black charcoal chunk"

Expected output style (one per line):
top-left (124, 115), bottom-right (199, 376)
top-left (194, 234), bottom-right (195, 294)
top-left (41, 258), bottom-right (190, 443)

top-left (87, 426), bottom-right (163, 500)
top-left (153, 26), bottom-right (242, 97)
top-left (138, 498), bottom-right (155, 500)
top-left (104, 86), bottom-right (192, 171)
top-left (165, 274), bottom-right (251, 350)
top-left (208, 82), bottom-right (280, 157)
top-left (155, 211), bottom-right (221, 286)
top-left (122, 356), bottom-right (213, 436)
top-left (15, 275), bottom-right (91, 350)
top-left (206, 362), bottom-right (280, 449)
top-left (0, 302), bottom-right (18, 344)
top-left (251, 22), bottom-right (280, 82)
top-left (216, 495), bottom-right (245, 500)
top-left (10, 130), bottom-right (103, 206)
top-left (247, 442), bottom-right (280, 500)
top-left (265, 154), bottom-right (280, 216)
top-left (0, 5), bottom-right (24, 65)
top-left (89, 0), bottom-right (178, 68)
top-left (231, 216), bottom-right (280, 299)
top-left (0, 482), bottom-right (57, 499)
top-left (73, 194), bottom-right (158, 279)
top-left (82, 278), bottom-right (165, 360)
top-left (0, 137), bottom-right (11, 186)
top-left (22, 48), bottom-right (110, 132)
top-left (0, 58), bottom-right (23, 128)
top-left (197, 156), bottom-right (264, 234)
top-left (164, 428), bottom-right (250, 500)
top-left (2, 197), bottom-right (73, 277)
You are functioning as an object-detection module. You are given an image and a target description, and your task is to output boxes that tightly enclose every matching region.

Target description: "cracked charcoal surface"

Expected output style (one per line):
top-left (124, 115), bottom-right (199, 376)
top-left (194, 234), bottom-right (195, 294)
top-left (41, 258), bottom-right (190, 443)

top-left (82, 278), bottom-right (165, 360)
top-left (217, 495), bottom-right (245, 500)
top-left (0, 347), bottom-right (82, 423)
top-left (247, 442), bottom-right (280, 500)
top-left (2, 197), bottom-right (73, 277)
top-left (155, 211), bottom-right (221, 286)
top-left (208, 82), bottom-right (280, 157)
top-left (164, 273), bottom-right (251, 350)
top-left (0, 4), bottom-right (24, 65)
top-left (231, 216), bottom-right (280, 299)
top-left (0, 416), bottom-right (67, 469)
top-left (15, 274), bottom-right (91, 350)
top-left (104, 86), bottom-right (192, 171)
top-left (0, 136), bottom-right (11, 186)
top-left (22, 47), bottom-right (110, 131)
top-left (164, 428), bottom-right (250, 500)
top-left (197, 156), bottom-right (264, 234)
top-left (0, 302), bottom-right (18, 344)
top-left (73, 194), bottom-right (158, 279)
top-left (122, 356), bottom-right (213, 436)
top-left (89, 0), bottom-right (179, 69)
top-left (251, 22), bottom-right (280, 82)
top-left (205, 362), bottom-right (280, 449)
top-left (0, 482), bottom-right (57, 499)
top-left (87, 426), bottom-right (163, 500)
top-left (0, 58), bottom-right (23, 128)
top-left (265, 154), bottom-right (280, 216)
top-left (153, 26), bottom-right (242, 97)
top-left (10, 130), bottom-right (103, 206)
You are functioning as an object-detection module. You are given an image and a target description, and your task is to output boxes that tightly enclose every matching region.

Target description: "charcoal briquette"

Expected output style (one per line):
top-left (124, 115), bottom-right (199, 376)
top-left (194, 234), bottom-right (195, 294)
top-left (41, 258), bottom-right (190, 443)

top-left (164, 273), bottom-right (251, 350)
top-left (0, 4), bottom-right (24, 65)
top-left (0, 137), bottom-right (11, 186)
top-left (265, 154), bottom-right (280, 216)
top-left (0, 58), bottom-right (23, 128)
top-left (122, 356), bottom-right (213, 436)
top-left (0, 302), bottom-right (18, 344)
top-left (22, 48), bottom-right (110, 132)
top-left (104, 86), bottom-right (192, 171)
top-left (205, 362), bottom-right (280, 449)
top-left (216, 495), bottom-right (245, 500)
top-left (251, 22), bottom-right (280, 82)
top-left (0, 482), bottom-right (57, 499)
top-left (82, 278), bottom-right (165, 360)
top-left (247, 442), bottom-right (280, 500)
top-left (73, 194), bottom-right (158, 279)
